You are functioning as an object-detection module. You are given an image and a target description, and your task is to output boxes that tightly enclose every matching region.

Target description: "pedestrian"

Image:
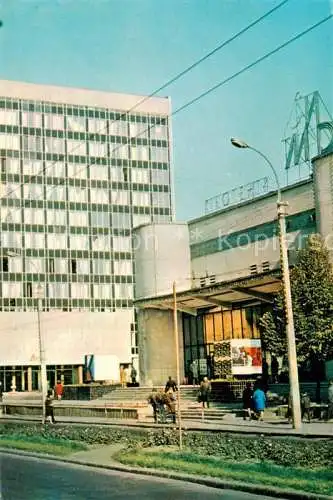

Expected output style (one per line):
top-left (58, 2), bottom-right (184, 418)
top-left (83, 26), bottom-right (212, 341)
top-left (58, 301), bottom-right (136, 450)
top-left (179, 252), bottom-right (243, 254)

top-left (45, 390), bottom-right (56, 424)
top-left (286, 393), bottom-right (292, 424)
top-left (242, 382), bottom-right (253, 421)
top-left (164, 389), bottom-right (176, 424)
top-left (120, 366), bottom-right (126, 388)
top-left (165, 376), bottom-right (177, 393)
top-left (199, 376), bottom-right (212, 409)
top-left (54, 380), bottom-right (64, 400)
top-left (252, 384), bottom-right (266, 421)
top-left (148, 389), bottom-right (159, 423)
top-left (301, 392), bottom-right (311, 423)
top-left (130, 365), bottom-right (137, 385)
top-left (326, 380), bottom-right (333, 421)
top-left (271, 356), bottom-right (279, 383)
top-left (0, 381), bottom-right (3, 417)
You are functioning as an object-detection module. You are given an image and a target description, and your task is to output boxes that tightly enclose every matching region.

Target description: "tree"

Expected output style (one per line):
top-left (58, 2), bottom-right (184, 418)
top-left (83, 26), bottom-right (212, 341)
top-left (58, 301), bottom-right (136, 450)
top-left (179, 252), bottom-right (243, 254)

top-left (260, 234), bottom-right (333, 395)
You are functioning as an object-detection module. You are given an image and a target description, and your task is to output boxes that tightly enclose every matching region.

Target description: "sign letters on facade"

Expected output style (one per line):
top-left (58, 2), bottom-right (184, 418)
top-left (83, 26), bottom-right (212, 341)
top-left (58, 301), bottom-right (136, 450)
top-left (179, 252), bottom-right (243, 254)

top-left (284, 91), bottom-right (333, 170)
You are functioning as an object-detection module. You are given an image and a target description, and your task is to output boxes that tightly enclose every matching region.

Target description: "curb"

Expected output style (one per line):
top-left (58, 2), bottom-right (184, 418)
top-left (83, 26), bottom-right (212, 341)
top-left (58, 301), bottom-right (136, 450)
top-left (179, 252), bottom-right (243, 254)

top-left (0, 448), bottom-right (331, 500)
top-left (1, 416), bottom-right (332, 439)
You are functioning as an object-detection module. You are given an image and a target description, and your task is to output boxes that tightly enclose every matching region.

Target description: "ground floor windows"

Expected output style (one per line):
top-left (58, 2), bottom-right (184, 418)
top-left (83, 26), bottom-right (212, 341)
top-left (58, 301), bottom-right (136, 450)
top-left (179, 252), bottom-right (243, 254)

top-left (183, 305), bottom-right (265, 381)
top-left (0, 364), bottom-right (82, 392)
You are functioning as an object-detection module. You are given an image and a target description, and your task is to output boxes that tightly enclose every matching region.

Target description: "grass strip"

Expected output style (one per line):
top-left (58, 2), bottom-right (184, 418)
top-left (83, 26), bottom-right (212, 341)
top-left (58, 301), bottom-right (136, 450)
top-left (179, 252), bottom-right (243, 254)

top-left (0, 434), bottom-right (88, 456)
top-left (115, 448), bottom-right (333, 496)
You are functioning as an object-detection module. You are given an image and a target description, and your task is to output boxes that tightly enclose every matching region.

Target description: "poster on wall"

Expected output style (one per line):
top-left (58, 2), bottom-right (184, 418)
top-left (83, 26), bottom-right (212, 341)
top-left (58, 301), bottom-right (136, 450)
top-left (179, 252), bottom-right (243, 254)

top-left (231, 339), bottom-right (262, 375)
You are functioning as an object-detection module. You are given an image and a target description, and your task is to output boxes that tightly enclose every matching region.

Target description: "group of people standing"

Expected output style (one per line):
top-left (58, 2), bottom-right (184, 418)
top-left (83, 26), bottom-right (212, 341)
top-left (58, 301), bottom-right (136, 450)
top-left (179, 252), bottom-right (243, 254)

top-left (148, 376), bottom-right (178, 424)
top-left (242, 381), bottom-right (266, 421)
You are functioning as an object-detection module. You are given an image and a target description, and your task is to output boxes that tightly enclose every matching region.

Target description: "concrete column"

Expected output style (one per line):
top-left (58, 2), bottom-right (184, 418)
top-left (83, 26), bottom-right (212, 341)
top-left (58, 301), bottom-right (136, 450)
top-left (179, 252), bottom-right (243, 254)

top-left (27, 367), bottom-right (33, 392)
top-left (11, 374), bottom-right (16, 392)
top-left (138, 308), bottom-right (184, 386)
top-left (313, 151), bottom-right (333, 263)
top-left (78, 366), bottom-right (83, 385)
top-left (21, 369), bottom-right (25, 391)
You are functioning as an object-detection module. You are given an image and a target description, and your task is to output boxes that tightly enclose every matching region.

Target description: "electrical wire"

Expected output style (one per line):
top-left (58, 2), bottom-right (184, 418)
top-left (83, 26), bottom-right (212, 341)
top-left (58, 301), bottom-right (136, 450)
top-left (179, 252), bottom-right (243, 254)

top-left (1, 0), bottom-right (290, 202)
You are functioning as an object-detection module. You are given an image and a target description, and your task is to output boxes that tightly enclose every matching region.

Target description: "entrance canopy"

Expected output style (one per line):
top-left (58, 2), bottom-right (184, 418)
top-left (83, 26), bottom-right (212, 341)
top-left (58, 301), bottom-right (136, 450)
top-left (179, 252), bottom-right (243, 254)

top-left (134, 271), bottom-right (282, 315)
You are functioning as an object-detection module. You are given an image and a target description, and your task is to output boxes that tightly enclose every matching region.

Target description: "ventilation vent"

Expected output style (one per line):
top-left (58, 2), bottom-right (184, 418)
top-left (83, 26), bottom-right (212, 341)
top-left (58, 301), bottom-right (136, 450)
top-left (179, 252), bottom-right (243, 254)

top-left (250, 264), bottom-right (258, 275)
top-left (209, 275), bottom-right (216, 285)
top-left (199, 277), bottom-right (206, 288)
top-left (262, 261), bottom-right (270, 272)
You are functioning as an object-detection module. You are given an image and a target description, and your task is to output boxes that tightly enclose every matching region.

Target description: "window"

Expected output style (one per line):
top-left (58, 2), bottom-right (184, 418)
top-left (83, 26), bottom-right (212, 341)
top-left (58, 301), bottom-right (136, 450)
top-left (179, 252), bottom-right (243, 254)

top-left (2, 257), bottom-right (8, 272)
top-left (47, 233), bottom-right (67, 249)
top-left (88, 118), bottom-right (106, 134)
top-left (25, 282), bottom-right (33, 298)
top-left (71, 283), bottom-right (89, 298)
top-left (77, 259), bottom-right (90, 274)
top-left (22, 160), bottom-right (43, 176)
top-left (68, 186), bottom-right (88, 203)
top-left (89, 165), bottom-right (108, 181)
top-left (112, 212), bottom-right (131, 228)
top-left (69, 235), bottom-right (89, 250)
top-left (22, 111), bottom-right (42, 128)
top-left (111, 144), bottom-right (128, 160)
top-left (69, 211), bottom-right (88, 227)
top-left (109, 120), bottom-right (127, 137)
top-left (151, 169), bottom-right (169, 184)
top-left (93, 259), bottom-right (111, 275)
top-left (48, 258), bottom-right (55, 273)
top-left (45, 137), bottom-right (65, 154)
top-left (89, 141), bottom-right (107, 157)
top-left (93, 284), bottom-right (112, 299)
top-left (113, 236), bottom-right (131, 252)
top-left (71, 259), bottom-right (77, 274)
top-left (67, 139), bottom-right (86, 156)
top-left (91, 211), bottom-right (110, 228)
top-left (90, 188), bottom-right (108, 204)
top-left (44, 113), bottom-right (64, 130)
top-left (131, 168), bottom-right (149, 184)
top-left (132, 214), bottom-right (150, 227)
top-left (131, 145), bottom-right (148, 161)
top-left (111, 190), bottom-right (129, 206)
top-left (150, 124), bottom-right (168, 141)
top-left (67, 162), bottom-right (87, 180)
top-left (150, 147), bottom-right (168, 163)
top-left (114, 283), bottom-right (133, 300)
top-left (114, 260), bottom-right (132, 275)
top-left (122, 167), bottom-right (128, 182)
top-left (0, 109), bottom-right (19, 126)
top-left (91, 235), bottom-right (110, 251)
top-left (1, 157), bottom-right (6, 174)
top-left (129, 122), bottom-right (148, 139)
top-left (0, 133), bottom-right (20, 150)
top-left (67, 116), bottom-right (86, 133)
top-left (152, 192), bottom-right (170, 207)
top-left (132, 192), bottom-right (150, 207)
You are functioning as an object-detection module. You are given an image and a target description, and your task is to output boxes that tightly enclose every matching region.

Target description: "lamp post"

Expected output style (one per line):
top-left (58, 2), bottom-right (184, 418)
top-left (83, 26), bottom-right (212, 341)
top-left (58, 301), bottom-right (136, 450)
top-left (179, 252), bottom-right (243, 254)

top-left (5, 251), bottom-right (47, 424)
top-left (230, 138), bottom-right (302, 429)
top-left (173, 281), bottom-right (183, 450)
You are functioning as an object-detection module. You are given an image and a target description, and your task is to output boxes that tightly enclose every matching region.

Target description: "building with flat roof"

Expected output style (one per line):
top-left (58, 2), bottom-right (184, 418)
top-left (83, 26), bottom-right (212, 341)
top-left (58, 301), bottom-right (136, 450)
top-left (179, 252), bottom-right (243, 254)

top-left (0, 79), bottom-right (173, 391)
top-left (134, 150), bottom-right (333, 385)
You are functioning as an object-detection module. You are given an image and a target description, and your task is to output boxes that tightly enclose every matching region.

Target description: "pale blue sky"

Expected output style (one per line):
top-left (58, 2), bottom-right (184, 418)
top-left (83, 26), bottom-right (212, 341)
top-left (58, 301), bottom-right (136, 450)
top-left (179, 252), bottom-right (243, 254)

top-left (0, 0), bottom-right (332, 219)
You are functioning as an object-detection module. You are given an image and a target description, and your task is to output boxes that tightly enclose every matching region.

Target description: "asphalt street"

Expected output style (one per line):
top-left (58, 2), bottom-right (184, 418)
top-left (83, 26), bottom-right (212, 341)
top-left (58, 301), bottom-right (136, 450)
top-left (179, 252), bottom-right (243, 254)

top-left (1, 453), bottom-right (286, 500)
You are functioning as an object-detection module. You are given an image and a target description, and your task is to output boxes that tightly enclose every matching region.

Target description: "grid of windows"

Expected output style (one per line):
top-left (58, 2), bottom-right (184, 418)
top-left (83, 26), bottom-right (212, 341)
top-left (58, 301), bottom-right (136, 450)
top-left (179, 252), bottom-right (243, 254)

top-left (0, 94), bottom-right (172, 313)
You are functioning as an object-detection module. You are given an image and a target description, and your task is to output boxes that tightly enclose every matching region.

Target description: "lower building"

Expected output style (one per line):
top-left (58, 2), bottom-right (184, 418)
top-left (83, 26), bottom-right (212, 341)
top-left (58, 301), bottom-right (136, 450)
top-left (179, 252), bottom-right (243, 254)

top-left (133, 151), bottom-right (333, 385)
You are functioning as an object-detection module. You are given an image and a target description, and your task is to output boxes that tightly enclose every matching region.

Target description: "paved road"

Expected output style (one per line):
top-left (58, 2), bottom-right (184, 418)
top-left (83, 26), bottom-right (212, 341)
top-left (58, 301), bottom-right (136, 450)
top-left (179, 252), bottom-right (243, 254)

top-left (1, 453), bottom-right (285, 500)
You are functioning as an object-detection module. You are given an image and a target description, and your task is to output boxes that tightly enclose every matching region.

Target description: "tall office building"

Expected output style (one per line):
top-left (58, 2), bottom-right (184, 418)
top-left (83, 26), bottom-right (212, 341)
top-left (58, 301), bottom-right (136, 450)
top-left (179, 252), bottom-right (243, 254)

top-left (0, 80), bottom-right (173, 391)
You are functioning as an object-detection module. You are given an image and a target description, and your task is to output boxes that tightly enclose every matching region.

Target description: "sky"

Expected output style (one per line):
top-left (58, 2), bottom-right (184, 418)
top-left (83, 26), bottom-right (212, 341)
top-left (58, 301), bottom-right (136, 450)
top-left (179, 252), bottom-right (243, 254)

top-left (0, 0), bottom-right (332, 220)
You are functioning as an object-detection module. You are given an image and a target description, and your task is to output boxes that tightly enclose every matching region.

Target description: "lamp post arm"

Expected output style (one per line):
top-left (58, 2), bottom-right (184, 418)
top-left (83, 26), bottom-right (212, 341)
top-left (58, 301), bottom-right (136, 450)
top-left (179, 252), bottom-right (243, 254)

top-left (248, 146), bottom-right (281, 203)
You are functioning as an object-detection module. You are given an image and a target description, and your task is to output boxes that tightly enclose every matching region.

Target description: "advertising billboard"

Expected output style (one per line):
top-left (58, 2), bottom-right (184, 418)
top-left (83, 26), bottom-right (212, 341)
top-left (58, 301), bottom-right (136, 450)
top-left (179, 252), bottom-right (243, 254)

top-left (231, 339), bottom-right (262, 375)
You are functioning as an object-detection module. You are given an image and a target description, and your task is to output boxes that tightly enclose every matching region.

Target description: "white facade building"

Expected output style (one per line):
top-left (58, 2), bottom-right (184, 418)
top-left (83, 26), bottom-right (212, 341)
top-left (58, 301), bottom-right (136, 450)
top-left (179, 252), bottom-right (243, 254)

top-left (0, 80), bottom-right (173, 391)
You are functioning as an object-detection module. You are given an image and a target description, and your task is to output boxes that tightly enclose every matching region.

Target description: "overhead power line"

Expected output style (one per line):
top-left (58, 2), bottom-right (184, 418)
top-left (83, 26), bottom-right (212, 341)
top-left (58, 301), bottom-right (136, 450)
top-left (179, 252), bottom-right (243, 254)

top-left (1, 0), bottom-right (289, 201)
top-left (39, 12), bottom-right (333, 198)
top-left (173, 13), bottom-right (333, 116)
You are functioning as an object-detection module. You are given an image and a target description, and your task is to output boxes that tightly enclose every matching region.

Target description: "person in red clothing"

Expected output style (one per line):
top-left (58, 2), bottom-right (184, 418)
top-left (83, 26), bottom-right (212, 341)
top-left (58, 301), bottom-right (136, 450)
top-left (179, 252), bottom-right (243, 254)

top-left (54, 380), bottom-right (64, 400)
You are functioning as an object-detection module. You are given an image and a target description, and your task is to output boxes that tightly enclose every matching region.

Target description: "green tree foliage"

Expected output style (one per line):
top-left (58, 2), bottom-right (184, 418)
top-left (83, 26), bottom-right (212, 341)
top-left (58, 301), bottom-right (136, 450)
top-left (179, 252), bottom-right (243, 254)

top-left (260, 234), bottom-right (333, 367)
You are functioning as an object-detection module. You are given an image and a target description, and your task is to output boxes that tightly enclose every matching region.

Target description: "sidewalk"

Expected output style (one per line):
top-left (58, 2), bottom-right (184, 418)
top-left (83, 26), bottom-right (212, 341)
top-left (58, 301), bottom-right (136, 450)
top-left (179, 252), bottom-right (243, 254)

top-left (1, 413), bottom-right (332, 438)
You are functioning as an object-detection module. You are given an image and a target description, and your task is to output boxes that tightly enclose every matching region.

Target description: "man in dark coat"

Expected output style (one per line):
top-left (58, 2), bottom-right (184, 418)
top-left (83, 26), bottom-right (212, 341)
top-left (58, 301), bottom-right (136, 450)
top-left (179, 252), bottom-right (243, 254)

top-left (165, 376), bottom-right (177, 393)
top-left (242, 382), bottom-right (253, 420)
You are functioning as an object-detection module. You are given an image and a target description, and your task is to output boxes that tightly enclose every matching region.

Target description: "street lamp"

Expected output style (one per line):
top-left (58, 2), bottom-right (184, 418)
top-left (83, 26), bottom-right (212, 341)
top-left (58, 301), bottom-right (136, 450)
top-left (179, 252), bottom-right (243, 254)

top-left (5, 250), bottom-right (47, 424)
top-left (173, 281), bottom-right (183, 450)
top-left (230, 138), bottom-right (302, 429)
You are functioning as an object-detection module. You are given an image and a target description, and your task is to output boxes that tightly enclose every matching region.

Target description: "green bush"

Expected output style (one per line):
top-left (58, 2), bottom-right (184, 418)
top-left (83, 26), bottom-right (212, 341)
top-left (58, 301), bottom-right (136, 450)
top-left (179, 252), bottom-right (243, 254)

top-left (1, 423), bottom-right (332, 469)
